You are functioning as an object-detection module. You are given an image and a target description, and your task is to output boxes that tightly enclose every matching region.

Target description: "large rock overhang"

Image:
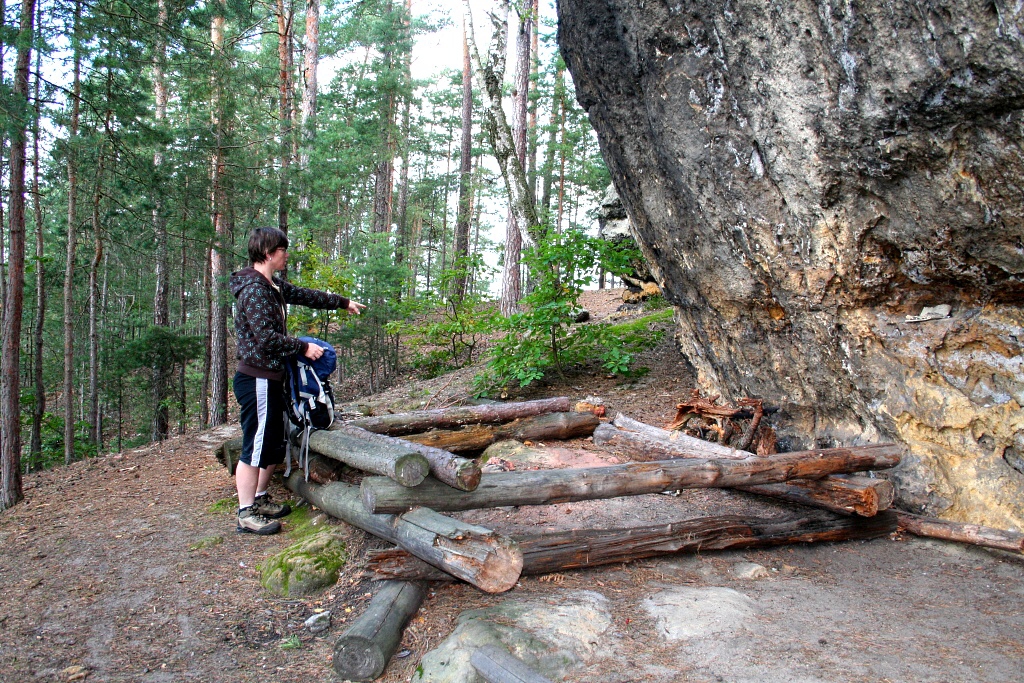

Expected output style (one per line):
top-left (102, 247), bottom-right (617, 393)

top-left (557, 0), bottom-right (1024, 527)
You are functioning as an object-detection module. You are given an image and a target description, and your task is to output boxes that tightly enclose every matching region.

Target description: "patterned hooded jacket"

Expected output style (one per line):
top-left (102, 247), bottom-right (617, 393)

top-left (229, 267), bottom-right (349, 381)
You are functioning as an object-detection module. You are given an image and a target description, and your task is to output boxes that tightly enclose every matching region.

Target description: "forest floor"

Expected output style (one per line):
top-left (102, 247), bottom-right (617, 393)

top-left (2, 289), bottom-right (1023, 683)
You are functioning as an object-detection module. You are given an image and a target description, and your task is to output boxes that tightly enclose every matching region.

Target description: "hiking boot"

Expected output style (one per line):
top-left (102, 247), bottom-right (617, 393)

top-left (236, 506), bottom-right (281, 535)
top-left (253, 492), bottom-right (291, 519)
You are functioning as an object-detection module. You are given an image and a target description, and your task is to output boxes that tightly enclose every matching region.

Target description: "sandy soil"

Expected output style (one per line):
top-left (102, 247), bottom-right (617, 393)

top-left (2, 289), bottom-right (1023, 683)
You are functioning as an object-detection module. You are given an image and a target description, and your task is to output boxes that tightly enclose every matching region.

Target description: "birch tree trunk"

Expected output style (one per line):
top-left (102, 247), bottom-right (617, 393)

top-left (498, 5), bottom-right (531, 316)
top-left (463, 0), bottom-right (541, 249)
top-left (298, 0), bottom-right (319, 211)
top-left (63, 0), bottom-right (83, 465)
top-left (1, 0), bottom-right (36, 511)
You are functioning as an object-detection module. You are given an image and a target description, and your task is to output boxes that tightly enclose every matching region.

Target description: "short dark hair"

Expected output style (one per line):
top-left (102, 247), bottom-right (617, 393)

top-left (248, 227), bottom-right (289, 264)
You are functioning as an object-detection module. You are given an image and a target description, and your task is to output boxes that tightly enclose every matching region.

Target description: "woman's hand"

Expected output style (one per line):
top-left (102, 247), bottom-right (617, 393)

top-left (303, 343), bottom-right (325, 361)
top-left (347, 300), bottom-right (367, 315)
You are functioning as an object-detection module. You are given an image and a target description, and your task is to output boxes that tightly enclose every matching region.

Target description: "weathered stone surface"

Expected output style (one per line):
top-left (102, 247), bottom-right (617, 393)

top-left (558, 0), bottom-right (1024, 528)
top-left (643, 586), bottom-right (756, 641)
top-left (258, 531), bottom-right (347, 597)
top-left (414, 591), bottom-right (611, 683)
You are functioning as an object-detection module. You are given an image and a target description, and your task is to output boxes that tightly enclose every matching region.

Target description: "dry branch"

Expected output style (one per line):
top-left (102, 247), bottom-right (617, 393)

top-left (896, 511), bottom-right (1024, 553)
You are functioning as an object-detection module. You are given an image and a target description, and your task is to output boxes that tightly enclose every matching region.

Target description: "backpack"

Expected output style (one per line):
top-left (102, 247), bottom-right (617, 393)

top-left (284, 336), bottom-right (337, 479)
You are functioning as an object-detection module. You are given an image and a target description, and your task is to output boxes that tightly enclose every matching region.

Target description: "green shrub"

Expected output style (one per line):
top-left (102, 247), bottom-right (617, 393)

top-left (474, 229), bottom-right (657, 395)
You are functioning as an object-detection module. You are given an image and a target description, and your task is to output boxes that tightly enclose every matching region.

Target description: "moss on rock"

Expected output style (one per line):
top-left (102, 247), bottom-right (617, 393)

top-left (259, 530), bottom-right (348, 597)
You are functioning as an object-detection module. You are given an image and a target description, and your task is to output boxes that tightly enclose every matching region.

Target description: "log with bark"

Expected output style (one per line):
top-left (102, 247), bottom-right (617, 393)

top-left (307, 429), bottom-right (429, 487)
top-left (401, 411), bottom-right (600, 454)
top-left (285, 474), bottom-right (523, 593)
top-left (470, 644), bottom-right (554, 683)
top-left (361, 445), bottom-right (901, 514)
top-left (332, 580), bottom-right (425, 681)
top-left (329, 423), bottom-right (481, 491)
top-left (737, 475), bottom-right (895, 517)
top-left (895, 511), bottom-right (1024, 553)
top-left (365, 509), bottom-right (898, 581)
top-left (347, 397), bottom-right (572, 436)
top-left (598, 415), bottom-right (755, 459)
top-left (220, 437), bottom-right (243, 475)
top-left (605, 415), bottom-right (897, 516)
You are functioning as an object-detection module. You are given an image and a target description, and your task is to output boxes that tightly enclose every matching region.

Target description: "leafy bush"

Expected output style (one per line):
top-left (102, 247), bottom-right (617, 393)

top-left (474, 228), bottom-right (658, 395)
top-left (389, 255), bottom-right (498, 378)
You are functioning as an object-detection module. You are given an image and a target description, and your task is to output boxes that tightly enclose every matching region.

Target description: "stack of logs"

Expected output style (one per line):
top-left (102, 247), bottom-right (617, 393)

top-left (219, 396), bottom-right (1024, 683)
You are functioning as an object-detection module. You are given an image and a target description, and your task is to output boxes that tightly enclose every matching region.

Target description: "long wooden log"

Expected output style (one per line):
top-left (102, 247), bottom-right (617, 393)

top-left (330, 423), bottom-right (481, 491)
top-left (402, 411), bottom-right (600, 454)
top-left (286, 474), bottom-right (523, 592)
top-left (366, 510), bottom-right (898, 581)
top-left (603, 416), bottom-right (897, 516)
top-left (895, 511), bottom-right (1024, 553)
top-left (470, 644), bottom-right (554, 683)
top-left (361, 445), bottom-right (902, 514)
top-left (347, 397), bottom-right (573, 436)
top-left (333, 580), bottom-right (425, 681)
top-left (737, 475), bottom-right (895, 517)
top-left (600, 415), bottom-right (752, 459)
top-left (307, 429), bottom-right (429, 487)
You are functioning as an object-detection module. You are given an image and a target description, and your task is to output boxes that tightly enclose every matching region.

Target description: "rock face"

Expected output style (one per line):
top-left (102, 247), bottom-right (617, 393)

top-left (558, 0), bottom-right (1024, 528)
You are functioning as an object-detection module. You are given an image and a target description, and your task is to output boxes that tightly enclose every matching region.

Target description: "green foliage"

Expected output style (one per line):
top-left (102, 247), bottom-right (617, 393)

top-left (389, 255), bottom-right (497, 377)
top-left (474, 229), bottom-right (655, 395)
top-left (24, 413), bottom-right (98, 470)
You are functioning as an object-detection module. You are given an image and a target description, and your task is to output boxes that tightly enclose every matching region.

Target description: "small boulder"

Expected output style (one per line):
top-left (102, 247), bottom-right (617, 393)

top-left (259, 530), bottom-right (347, 597)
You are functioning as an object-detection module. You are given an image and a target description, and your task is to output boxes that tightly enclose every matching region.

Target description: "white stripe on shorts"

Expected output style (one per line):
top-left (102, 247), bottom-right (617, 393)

top-left (252, 378), bottom-right (269, 468)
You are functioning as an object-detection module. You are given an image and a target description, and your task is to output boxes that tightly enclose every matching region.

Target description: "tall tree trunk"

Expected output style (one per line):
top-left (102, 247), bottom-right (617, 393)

top-left (539, 61), bottom-right (563, 222)
top-left (277, 0), bottom-right (292, 234)
top-left (1, 0), bottom-right (36, 511)
top-left (201, 248), bottom-right (211, 428)
top-left (394, 0), bottom-right (413, 281)
top-left (298, 0), bottom-right (319, 211)
top-left (372, 1), bottom-right (397, 235)
top-left (462, 0), bottom-right (540, 248)
top-left (527, 0), bottom-right (539, 197)
top-left (453, 21), bottom-right (474, 302)
top-left (151, 0), bottom-right (170, 442)
top-left (88, 137), bottom-right (108, 448)
top-left (178, 221), bottom-right (188, 435)
top-left (498, 6), bottom-right (531, 317)
top-left (0, 0), bottom-right (8, 329)
top-left (209, 1), bottom-right (229, 426)
top-left (29, 11), bottom-right (45, 469)
top-left (63, 0), bottom-right (82, 465)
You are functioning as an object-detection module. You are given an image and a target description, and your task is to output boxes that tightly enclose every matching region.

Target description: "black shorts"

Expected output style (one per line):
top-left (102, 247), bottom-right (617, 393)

top-left (234, 372), bottom-right (287, 469)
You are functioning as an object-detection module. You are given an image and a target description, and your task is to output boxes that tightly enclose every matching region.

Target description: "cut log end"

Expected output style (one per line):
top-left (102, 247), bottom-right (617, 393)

top-left (393, 453), bottom-right (430, 487)
top-left (436, 535), bottom-right (524, 593)
top-left (332, 635), bottom-right (387, 681)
